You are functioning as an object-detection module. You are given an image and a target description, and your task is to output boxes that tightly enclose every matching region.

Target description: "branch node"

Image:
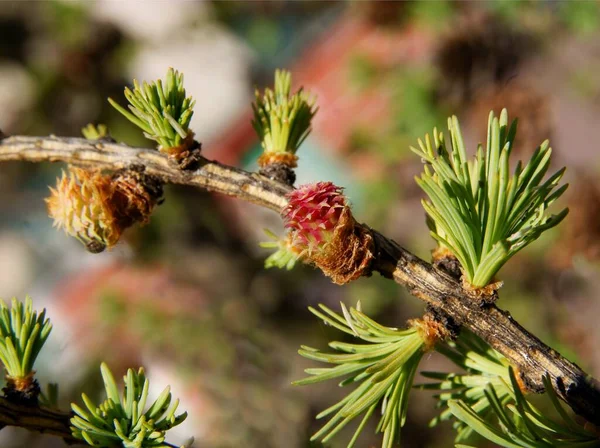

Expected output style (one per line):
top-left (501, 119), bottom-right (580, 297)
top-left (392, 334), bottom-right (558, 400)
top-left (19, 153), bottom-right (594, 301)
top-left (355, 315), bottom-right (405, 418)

top-left (462, 277), bottom-right (503, 306)
top-left (432, 246), bottom-right (462, 280)
top-left (409, 313), bottom-right (452, 351)
top-left (165, 134), bottom-right (202, 170)
top-left (111, 165), bottom-right (164, 227)
top-left (309, 212), bottom-right (375, 284)
top-left (513, 367), bottom-right (535, 394)
top-left (259, 162), bottom-right (296, 186)
top-left (424, 305), bottom-right (461, 340)
top-left (3, 374), bottom-right (40, 406)
top-left (167, 134), bottom-right (203, 171)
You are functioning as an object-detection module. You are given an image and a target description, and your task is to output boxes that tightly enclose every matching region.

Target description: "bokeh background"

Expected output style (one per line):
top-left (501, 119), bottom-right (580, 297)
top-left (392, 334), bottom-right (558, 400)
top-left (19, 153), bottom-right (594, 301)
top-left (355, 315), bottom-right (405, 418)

top-left (1, 1), bottom-right (600, 447)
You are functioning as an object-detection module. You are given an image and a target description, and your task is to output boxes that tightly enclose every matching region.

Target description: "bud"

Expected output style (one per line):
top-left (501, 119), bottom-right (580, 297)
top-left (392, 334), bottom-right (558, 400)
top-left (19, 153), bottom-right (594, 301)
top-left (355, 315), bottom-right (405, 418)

top-left (252, 69), bottom-right (316, 157)
top-left (283, 182), bottom-right (374, 284)
top-left (108, 68), bottom-right (195, 153)
top-left (81, 123), bottom-right (111, 141)
top-left (46, 167), bottom-right (162, 253)
top-left (252, 69), bottom-right (317, 185)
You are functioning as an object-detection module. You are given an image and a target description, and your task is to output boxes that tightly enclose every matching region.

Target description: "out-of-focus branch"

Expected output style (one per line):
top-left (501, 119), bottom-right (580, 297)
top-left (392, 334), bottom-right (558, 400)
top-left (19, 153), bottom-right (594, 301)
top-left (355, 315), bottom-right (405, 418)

top-left (0, 396), bottom-right (79, 444)
top-left (1, 134), bottom-right (599, 427)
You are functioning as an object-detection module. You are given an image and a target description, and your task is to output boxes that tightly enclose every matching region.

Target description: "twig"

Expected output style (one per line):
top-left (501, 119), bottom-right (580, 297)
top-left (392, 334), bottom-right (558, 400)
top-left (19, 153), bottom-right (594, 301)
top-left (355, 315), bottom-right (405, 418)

top-left (0, 396), bottom-right (79, 444)
top-left (1, 134), bottom-right (599, 426)
top-left (0, 135), bottom-right (289, 212)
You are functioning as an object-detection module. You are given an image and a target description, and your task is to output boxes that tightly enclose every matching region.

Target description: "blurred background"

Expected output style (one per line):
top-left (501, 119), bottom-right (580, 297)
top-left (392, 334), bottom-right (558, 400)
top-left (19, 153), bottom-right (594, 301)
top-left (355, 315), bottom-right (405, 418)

top-left (0, 1), bottom-right (599, 447)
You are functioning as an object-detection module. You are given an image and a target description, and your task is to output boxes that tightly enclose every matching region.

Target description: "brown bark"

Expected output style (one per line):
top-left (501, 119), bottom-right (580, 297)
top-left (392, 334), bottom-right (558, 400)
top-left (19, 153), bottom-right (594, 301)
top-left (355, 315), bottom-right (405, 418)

top-left (0, 396), bottom-right (79, 444)
top-left (371, 231), bottom-right (600, 425)
top-left (1, 134), bottom-right (599, 426)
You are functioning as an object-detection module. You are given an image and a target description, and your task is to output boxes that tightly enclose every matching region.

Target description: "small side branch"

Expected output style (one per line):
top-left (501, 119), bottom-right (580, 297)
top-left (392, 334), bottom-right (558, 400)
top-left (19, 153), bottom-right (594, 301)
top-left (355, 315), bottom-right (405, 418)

top-left (1, 135), bottom-right (599, 426)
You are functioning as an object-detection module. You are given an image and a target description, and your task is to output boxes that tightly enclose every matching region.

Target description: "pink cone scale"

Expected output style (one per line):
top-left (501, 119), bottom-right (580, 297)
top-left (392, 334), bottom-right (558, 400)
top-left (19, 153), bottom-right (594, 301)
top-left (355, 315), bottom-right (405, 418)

top-left (283, 182), bottom-right (347, 253)
top-left (282, 181), bottom-right (374, 285)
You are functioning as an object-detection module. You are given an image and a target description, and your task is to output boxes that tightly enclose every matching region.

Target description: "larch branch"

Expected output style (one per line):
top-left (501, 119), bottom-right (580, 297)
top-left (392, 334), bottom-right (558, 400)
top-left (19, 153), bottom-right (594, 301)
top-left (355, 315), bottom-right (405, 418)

top-left (0, 396), bottom-right (79, 444)
top-left (1, 134), bottom-right (599, 427)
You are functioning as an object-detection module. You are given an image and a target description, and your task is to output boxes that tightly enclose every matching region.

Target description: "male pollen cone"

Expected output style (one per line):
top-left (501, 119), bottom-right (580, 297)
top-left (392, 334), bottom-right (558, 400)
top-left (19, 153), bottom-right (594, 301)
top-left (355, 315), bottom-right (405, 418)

top-left (46, 167), bottom-right (162, 253)
top-left (46, 168), bottom-right (119, 253)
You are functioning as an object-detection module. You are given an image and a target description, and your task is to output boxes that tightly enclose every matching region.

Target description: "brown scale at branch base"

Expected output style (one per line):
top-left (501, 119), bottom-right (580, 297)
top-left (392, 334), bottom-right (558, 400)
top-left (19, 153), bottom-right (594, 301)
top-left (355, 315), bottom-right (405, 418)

top-left (513, 367), bottom-right (532, 395)
top-left (257, 152), bottom-right (298, 168)
top-left (3, 373), bottom-right (40, 406)
top-left (309, 209), bottom-right (375, 285)
top-left (163, 133), bottom-right (203, 170)
top-left (110, 166), bottom-right (164, 231)
top-left (424, 305), bottom-right (460, 340)
top-left (431, 246), bottom-right (463, 281)
top-left (462, 277), bottom-right (503, 306)
top-left (431, 246), bottom-right (501, 306)
top-left (259, 162), bottom-right (296, 186)
top-left (409, 313), bottom-right (453, 351)
top-left (258, 153), bottom-right (298, 186)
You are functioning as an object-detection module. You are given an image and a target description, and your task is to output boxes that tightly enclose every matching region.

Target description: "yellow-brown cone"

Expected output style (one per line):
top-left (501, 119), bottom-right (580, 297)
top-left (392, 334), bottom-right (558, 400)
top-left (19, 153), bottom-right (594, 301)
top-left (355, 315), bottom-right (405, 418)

top-left (46, 168), bottom-right (118, 253)
top-left (46, 167), bottom-right (162, 252)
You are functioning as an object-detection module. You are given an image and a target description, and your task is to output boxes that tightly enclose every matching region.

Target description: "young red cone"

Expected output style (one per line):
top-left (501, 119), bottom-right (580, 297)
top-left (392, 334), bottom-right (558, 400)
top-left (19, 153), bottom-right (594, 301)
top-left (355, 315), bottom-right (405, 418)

top-left (283, 182), bottom-right (374, 284)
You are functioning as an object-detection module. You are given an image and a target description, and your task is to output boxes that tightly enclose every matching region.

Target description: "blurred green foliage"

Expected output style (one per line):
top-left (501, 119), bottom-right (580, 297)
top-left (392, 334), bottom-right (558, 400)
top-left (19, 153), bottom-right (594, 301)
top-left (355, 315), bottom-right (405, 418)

top-left (560, 0), bottom-right (600, 36)
top-left (1, 1), bottom-right (600, 447)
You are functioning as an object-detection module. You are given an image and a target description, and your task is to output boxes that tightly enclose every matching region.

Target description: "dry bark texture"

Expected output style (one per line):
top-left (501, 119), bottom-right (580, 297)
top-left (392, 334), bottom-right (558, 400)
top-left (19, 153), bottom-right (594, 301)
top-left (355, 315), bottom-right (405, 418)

top-left (0, 134), bottom-right (599, 433)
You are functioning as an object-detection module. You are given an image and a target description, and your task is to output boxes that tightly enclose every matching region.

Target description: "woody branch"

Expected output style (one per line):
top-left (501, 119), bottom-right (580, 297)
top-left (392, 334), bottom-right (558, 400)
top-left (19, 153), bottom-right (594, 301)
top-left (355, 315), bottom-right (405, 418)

top-left (1, 134), bottom-right (599, 426)
top-left (0, 396), bottom-right (78, 444)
